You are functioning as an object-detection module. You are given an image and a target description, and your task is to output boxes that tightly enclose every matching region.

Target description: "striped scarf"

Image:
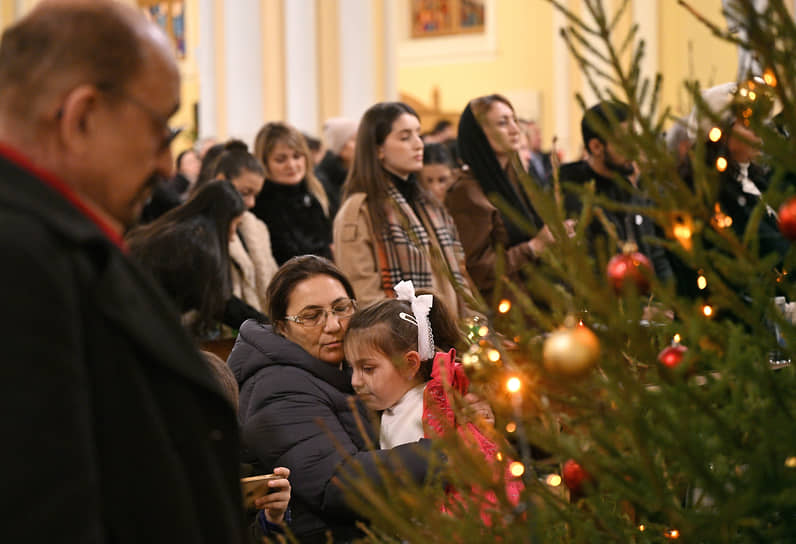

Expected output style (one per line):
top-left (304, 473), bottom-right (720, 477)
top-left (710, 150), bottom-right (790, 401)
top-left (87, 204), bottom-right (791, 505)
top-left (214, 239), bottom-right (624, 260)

top-left (378, 181), bottom-right (470, 298)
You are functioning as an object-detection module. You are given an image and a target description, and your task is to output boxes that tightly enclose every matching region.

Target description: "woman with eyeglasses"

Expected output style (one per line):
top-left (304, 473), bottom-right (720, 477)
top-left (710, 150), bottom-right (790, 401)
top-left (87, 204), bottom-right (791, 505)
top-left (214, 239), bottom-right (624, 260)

top-left (227, 255), bottom-right (436, 542)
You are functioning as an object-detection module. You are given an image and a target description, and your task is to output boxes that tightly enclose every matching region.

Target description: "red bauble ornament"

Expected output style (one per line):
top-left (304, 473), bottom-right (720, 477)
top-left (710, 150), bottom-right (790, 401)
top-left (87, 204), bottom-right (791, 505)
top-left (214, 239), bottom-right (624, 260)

top-left (778, 196), bottom-right (796, 240)
top-left (562, 459), bottom-right (590, 493)
top-left (658, 344), bottom-right (688, 368)
top-left (606, 251), bottom-right (653, 293)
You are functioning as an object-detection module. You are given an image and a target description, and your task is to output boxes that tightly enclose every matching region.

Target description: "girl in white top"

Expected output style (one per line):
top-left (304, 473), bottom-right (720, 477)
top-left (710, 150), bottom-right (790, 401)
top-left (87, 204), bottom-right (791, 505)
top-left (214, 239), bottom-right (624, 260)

top-left (343, 281), bottom-right (463, 449)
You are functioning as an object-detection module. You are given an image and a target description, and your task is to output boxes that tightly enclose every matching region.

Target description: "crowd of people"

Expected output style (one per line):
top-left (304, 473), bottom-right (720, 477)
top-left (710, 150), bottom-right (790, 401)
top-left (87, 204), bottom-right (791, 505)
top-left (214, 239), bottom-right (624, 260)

top-left (1, 1), bottom-right (790, 543)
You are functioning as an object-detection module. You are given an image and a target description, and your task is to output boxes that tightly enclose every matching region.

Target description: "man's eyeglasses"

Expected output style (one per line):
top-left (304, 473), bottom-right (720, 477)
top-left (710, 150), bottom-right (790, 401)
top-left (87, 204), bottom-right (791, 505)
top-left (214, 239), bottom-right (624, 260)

top-left (97, 83), bottom-right (182, 152)
top-left (284, 299), bottom-right (357, 327)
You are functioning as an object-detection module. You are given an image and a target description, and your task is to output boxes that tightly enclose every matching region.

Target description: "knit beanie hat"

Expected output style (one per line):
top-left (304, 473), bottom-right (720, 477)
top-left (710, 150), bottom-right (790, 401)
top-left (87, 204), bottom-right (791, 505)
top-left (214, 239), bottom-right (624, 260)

top-left (323, 117), bottom-right (358, 155)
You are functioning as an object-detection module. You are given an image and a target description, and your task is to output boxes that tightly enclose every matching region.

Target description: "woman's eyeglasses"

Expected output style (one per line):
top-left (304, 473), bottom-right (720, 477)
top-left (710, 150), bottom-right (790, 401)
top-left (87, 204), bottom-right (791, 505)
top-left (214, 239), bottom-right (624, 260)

top-left (284, 299), bottom-right (357, 327)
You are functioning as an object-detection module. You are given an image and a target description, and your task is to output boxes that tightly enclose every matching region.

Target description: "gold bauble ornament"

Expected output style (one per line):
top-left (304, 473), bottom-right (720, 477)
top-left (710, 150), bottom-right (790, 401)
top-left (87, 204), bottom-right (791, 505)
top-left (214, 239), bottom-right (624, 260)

top-left (543, 326), bottom-right (600, 377)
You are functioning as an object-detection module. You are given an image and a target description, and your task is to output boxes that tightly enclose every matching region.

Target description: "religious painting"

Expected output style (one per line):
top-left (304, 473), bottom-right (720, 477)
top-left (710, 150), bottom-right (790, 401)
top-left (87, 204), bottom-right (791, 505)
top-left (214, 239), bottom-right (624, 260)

top-left (411, 0), bottom-right (485, 39)
top-left (138, 0), bottom-right (186, 59)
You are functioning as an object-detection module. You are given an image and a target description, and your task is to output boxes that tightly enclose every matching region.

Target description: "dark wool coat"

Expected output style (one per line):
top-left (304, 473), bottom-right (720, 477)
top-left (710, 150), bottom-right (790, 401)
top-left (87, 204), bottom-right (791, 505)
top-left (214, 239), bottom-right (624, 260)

top-left (0, 149), bottom-right (245, 543)
top-left (229, 320), bottom-right (431, 543)
top-left (251, 179), bottom-right (333, 265)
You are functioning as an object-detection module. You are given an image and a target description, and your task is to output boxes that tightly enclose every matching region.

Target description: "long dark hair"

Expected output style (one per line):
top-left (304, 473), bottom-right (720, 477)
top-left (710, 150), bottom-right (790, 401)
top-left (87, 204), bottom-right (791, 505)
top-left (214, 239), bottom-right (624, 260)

top-left (344, 294), bottom-right (463, 381)
top-left (343, 101), bottom-right (421, 235)
top-left (127, 180), bottom-right (245, 337)
top-left (266, 255), bottom-right (356, 331)
top-left (458, 94), bottom-right (539, 246)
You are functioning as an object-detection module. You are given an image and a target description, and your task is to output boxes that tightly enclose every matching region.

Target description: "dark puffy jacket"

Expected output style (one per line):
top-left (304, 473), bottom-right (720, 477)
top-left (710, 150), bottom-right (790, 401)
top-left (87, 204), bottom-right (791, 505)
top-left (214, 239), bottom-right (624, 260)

top-left (228, 320), bottom-right (431, 542)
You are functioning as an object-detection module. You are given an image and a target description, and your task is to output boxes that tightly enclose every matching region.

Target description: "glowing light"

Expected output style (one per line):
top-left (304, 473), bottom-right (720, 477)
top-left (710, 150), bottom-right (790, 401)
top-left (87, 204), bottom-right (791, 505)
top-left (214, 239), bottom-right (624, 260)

top-left (697, 275), bottom-right (707, 290)
top-left (488, 349), bottom-right (501, 362)
top-left (739, 87), bottom-right (748, 97)
top-left (496, 452), bottom-right (504, 461)
top-left (785, 456), bottom-right (796, 468)
top-left (509, 462), bottom-right (525, 477)
top-left (665, 529), bottom-right (680, 539)
top-left (748, 91), bottom-right (757, 101)
top-left (673, 333), bottom-right (681, 344)
top-left (764, 69), bottom-right (777, 87)
top-left (638, 525), bottom-right (646, 532)
top-left (716, 157), bottom-right (728, 172)
top-left (506, 377), bottom-right (521, 393)
top-left (505, 422), bottom-right (517, 433)
top-left (673, 224), bottom-right (692, 241)
top-left (742, 107), bottom-right (753, 118)
top-left (708, 127), bottom-right (722, 142)
top-left (545, 474), bottom-right (562, 486)
top-left (498, 299), bottom-right (512, 314)
top-left (478, 325), bottom-right (489, 337)
top-left (702, 305), bottom-right (713, 317)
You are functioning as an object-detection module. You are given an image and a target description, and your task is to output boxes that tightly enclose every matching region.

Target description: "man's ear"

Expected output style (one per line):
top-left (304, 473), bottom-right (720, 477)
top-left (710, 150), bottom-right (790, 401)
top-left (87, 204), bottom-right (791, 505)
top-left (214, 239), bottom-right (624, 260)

top-left (403, 350), bottom-right (422, 379)
top-left (57, 84), bottom-right (102, 154)
top-left (274, 320), bottom-right (287, 337)
top-left (587, 137), bottom-right (604, 158)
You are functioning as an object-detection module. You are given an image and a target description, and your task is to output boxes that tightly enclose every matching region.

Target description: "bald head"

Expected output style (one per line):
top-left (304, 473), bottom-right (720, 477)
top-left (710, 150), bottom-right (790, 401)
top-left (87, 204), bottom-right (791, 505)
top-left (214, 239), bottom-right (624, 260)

top-left (0, 0), bottom-right (170, 123)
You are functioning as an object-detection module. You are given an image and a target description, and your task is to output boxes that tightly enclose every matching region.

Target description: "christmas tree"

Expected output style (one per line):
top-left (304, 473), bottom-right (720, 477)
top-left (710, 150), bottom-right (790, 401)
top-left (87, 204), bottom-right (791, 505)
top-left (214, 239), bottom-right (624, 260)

top-left (332, 1), bottom-right (796, 542)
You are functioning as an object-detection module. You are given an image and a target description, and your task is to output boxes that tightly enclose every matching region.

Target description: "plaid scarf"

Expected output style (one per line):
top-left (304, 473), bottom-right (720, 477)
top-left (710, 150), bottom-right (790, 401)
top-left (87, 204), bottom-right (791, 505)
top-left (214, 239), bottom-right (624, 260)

top-left (378, 181), bottom-right (470, 299)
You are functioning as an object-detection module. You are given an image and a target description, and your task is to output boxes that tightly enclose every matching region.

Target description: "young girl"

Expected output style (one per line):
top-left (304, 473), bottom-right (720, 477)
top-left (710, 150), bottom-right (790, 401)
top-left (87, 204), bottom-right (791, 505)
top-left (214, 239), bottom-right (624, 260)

top-left (344, 280), bottom-right (522, 519)
top-left (420, 142), bottom-right (456, 206)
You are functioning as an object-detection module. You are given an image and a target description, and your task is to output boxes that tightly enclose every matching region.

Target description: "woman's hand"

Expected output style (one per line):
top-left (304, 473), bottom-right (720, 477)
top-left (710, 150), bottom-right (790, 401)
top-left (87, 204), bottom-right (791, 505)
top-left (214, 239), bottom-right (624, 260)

top-left (528, 219), bottom-right (576, 255)
top-left (254, 466), bottom-right (291, 525)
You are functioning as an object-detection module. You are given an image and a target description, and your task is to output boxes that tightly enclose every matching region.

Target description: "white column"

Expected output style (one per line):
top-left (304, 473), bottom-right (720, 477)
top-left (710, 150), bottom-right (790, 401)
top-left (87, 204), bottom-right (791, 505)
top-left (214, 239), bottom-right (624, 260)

top-left (224, 0), bottom-right (264, 145)
top-left (553, 4), bottom-right (571, 158)
top-left (339, 0), bottom-right (375, 119)
top-left (196, 0), bottom-right (216, 139)
top-left (283, 0), bottom-right (319, 134)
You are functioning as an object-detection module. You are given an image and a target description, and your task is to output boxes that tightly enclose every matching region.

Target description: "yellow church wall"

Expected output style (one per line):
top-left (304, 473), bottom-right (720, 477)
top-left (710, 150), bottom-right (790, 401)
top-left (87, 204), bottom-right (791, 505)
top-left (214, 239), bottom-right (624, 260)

top-left (658, 0), bottom-right (738, 120)
top-left (398, 0), bottom-right (740, 159)
top-left (398, 0), bottom-right (555, 139)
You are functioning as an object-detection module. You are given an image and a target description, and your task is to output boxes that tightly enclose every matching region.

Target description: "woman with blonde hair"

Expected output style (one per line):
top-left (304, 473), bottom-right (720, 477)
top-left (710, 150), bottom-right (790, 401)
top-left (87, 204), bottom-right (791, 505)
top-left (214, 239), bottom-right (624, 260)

top-left (333, 101), bottom-right (476, 318)
top-left (252, 122), bottom-right (332, 264)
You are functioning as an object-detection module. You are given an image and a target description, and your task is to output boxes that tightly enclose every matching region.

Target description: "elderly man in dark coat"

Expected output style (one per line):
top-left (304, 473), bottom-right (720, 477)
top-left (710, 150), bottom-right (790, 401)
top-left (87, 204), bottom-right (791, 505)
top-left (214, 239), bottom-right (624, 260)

top-left (0, 2), bottom-right (245, 542)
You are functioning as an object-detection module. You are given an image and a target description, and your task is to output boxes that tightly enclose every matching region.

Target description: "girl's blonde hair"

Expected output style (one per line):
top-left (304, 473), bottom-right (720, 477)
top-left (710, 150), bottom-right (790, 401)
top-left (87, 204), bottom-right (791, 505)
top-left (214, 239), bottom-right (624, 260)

top-left (254, 122), bottom-right (329, 216)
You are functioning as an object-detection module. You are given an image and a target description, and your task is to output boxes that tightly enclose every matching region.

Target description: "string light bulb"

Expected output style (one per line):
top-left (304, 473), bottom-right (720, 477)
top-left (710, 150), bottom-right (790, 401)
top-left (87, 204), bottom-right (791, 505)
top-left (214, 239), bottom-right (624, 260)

top-left (496, 452), bottom-right (503, 461)
top-left (708, 127), bottom-right (722, 142)
top-left (673, 333), bottom-right (681, 343)
top-left (509, 462), bottom-right (525, 477)
top-left (498, 299), bottom-right (511, 314)
top-left (545, 474), bottom-right (562, 486)
top-left (702, 304), bottom-right (713, 317)
top-left (478, 325), bottom-right (489, 337)
top-left (665, 529), bottom-right (680, 539)
top-left (716, 157), bottom-right (728, 172)
top-left (488, 349), bottom-right (501, 362)
top-left (785, 456), bottom-right (796, 467)
top-left (763, 68), bottom-right (777, 87)
top-left (673, 224), bottom-right (692, 242)
top-left (505, 422), bottom-right (517, 433)
top-left (697, 275), bottom-right (707, 290)
top-left (638, 525), bottom-right (646, 532)
top-left (506, 376), bottom-right (521, 393)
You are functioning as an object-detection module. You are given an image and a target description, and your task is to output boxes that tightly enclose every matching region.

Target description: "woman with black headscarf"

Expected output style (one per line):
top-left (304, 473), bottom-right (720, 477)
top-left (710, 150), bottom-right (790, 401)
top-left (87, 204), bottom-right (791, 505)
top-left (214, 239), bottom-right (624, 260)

top-left (446, 94), bottom-right (571, 303)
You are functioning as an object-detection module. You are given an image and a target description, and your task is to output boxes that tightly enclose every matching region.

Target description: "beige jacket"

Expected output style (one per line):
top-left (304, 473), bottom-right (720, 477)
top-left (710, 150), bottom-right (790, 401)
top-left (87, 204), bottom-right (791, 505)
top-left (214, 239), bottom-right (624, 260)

top-left (229, 211), bottom-right (278, 313)
top-left (333, 193), bottom-right (470, 318)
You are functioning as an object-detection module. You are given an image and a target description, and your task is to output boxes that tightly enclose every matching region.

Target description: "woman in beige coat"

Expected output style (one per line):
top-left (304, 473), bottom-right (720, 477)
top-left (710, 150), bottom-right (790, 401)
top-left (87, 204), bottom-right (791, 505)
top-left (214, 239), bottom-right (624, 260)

top-left (333, 102), bottom-right (476, 318)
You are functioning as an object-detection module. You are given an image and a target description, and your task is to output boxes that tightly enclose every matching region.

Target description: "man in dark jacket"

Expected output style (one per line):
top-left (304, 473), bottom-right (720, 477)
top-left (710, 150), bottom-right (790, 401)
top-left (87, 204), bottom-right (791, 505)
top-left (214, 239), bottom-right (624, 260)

top-left (0, 2), bottom-right (245, 542)
top-left (559, 101), bottom-right (673, 283)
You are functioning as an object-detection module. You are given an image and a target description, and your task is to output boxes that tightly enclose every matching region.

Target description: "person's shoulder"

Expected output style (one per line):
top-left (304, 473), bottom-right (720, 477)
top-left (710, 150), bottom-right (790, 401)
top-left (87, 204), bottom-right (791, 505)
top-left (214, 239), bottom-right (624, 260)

top-left (446, 168), bottom-right (489, 206)
top-left (558, 160), bottom-right (592, 183)
top-left (334, 193), bottom-right (369, 227)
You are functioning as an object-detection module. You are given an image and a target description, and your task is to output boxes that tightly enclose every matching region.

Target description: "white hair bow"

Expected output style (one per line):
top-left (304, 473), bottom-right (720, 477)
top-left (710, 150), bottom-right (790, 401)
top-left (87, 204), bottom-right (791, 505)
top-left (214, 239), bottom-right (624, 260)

top-left (394, 280), bottom-right (435, 361)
